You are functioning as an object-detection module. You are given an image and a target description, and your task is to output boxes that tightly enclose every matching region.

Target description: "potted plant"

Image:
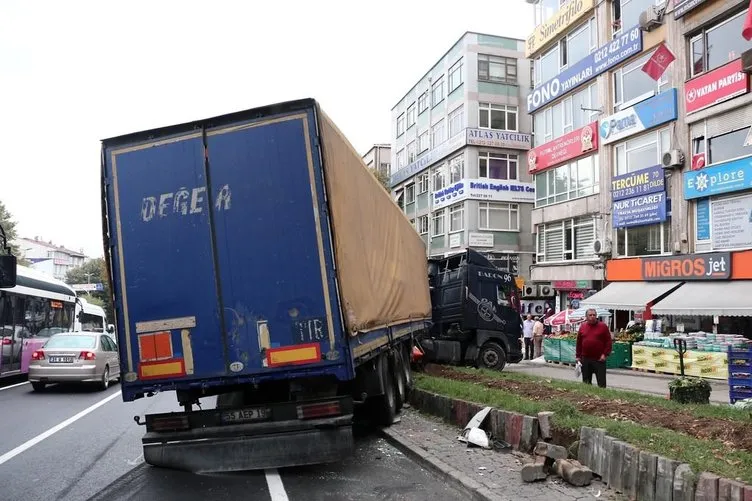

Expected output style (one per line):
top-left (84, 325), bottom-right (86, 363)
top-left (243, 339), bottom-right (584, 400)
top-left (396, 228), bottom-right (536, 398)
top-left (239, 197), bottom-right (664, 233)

top-left (668, 377), bottom-right (712, 404)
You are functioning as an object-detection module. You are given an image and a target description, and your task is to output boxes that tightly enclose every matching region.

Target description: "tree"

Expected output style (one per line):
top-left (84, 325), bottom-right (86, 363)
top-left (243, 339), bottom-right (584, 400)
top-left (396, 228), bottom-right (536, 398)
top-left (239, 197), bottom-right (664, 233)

top-left (0, 201), bottom-right (29, 266)
top-left (66, 258), bottom-right (114, 322)
top-left (370, 167), bottom-right (391, 192)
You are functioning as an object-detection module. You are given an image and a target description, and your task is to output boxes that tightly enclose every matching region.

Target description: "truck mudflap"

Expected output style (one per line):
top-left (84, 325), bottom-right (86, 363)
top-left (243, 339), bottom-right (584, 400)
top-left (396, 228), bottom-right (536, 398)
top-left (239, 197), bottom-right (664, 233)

top-left (140, 396), bottom-right (354, 473)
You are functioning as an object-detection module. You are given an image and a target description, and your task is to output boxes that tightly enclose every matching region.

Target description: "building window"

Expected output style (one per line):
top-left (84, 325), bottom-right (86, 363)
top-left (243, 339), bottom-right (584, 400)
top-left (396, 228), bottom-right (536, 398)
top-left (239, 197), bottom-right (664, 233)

top-left (432, 119), bottom-right (446, 147)
top-left (380, 162), bottom-right (391, 174)
top-left (397, 113), bottom-right (406, 137)
top-left (449, 106), bottom-right (464, 137)
top-left (449, 154), bottom-right (464, 183)
top-left (690, 10), bottom-right (752, 77)
top-left (407, 141), bottom-right (417, 163)
top-left (616, 220), bottom-right (671, 257)
top-left (478, 54), bottom-right (517, 84)
top-left (449, 59), bottom-right (464, 93)
top-left (396, 148), bottom-right (406, 169)
top-left (433, 165), bottom-right (446, 191)
top-left (479, 202), bottom-right (519, 231)
top-left (612, 0), bottom-right (662, 36)
top-left (706, 128), bottom-right (752, 165)
top-left (418, 92), bottom-right (429, 114)
top-left (536, 217), bottom-right (596, 263)
top-left (407, 103), bottom-right (416, 128)
top-left (431, 77), bottom-right (445, 107)
top-left (432, 209), bottom-right (446, 235)
top-left (479, 152), bottom-right (518, 180)
top-left (534, 84), bottom-right (599, 145)
top-left (419, 131), bottom-right (430, 153)
top-left (479, 103), bottom-right (518, 131)
top-left (418, 215), bottom-right (429, 234)
top-left (449, 204), bottom-right (464, 232)
top-left (614, 128), bottom-right (670, 176)
top-left (405, 183), bottom-right (416, 204)
top-left (535, 155), bottom-right (599, 207)
top-left (417, 173), bottom-right (429, 194)
top-left (614, 52), bottom-right (669, 109)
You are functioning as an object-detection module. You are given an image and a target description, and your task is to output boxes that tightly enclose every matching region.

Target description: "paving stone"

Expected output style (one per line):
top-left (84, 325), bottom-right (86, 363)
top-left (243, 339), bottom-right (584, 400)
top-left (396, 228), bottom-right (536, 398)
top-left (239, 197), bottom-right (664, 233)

top-left (608, 440), bottom-right (625, 492)
top-left (719, 478), bottom-right (745, 501)
top-left (622, 443), bottom-right (639, 500)
top-left (520, 415), bottom-right (539, 453)
top-left (578, 426), bottom-right (595, 469)
top-left (521, 463), bottom-right (547, 482)
top-left (637, 451), bottom-right (659, 501)
top-left (534, 441), bottom-right (568, 460)
top-left (657, 456), bottom-right (681, 501)
top-left (674, 463), bottom-right (697, 501)
top-left (537, 411), bottom-right (554, 441)
top-left (505, 412), bottom-right (522, 450)
top-left (695, 472), bottom-right (720, 501)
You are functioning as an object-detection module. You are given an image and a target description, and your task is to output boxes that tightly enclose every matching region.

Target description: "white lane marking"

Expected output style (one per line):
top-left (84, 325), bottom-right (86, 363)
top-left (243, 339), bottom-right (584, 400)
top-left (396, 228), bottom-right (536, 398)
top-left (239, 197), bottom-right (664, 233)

top-left (0, 381), bottom-right (29, 392)
top-left (264, 469), bottom-right (289, 501)
top-left (0, 390), bottom-right (122, 466)
top-left (126, 452), bottom-right (144, 466)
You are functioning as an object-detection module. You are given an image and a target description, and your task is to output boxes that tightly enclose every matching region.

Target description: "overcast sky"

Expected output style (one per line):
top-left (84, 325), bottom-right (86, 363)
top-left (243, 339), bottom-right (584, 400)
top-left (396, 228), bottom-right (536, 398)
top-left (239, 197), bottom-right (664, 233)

top-left (0, 0), bottom-right (534, 258)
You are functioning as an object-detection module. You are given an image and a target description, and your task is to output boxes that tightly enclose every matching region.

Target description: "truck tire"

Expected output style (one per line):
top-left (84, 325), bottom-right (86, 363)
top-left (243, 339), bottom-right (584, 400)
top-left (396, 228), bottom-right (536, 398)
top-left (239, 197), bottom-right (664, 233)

top-left (402, 343), bottom-right (414, 393)
top-left (478, 342), bottom-right (507, 371)
top-left (377, 354), bottom-right (398, 426)
top-left (392, 350), bottom-right (406, 412)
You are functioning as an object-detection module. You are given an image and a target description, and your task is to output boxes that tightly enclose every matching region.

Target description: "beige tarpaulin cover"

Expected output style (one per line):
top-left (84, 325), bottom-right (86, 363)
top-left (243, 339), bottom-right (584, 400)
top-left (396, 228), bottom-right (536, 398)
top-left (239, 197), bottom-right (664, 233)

top-left (317, 107), bottom-right (432, 334)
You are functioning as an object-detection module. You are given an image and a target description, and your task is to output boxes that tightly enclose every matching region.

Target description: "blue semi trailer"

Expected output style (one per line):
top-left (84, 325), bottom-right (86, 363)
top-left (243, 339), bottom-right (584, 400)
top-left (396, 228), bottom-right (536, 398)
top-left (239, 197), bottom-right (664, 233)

top-left (100, 99), bottom-right (432, 473)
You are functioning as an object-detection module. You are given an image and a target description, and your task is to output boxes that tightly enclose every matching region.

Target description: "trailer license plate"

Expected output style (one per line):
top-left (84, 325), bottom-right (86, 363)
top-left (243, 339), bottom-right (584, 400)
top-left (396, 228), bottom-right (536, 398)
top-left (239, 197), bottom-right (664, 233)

top-left (220, 407), bottom-right (269, 424)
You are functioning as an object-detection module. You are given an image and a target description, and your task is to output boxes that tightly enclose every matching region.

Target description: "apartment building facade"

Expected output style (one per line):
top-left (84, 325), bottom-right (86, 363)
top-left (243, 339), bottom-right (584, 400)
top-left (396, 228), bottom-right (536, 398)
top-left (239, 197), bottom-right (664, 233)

top-left (362, 144), bottom-right (392, 177)
top-left (17, 236), bottom-right (87, 281)
top-left (389, 31), bottom-right (536, 279)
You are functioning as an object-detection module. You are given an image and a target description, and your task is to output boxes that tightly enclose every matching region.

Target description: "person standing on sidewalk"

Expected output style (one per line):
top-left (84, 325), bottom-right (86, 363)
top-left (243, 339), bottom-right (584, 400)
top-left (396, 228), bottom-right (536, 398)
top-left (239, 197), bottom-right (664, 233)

top-left (575, 308), bottom-right (612, 388)
top-left (522, 314), bottom-right (535, 360)
top-left (532, 316), bottom-right (545, 359)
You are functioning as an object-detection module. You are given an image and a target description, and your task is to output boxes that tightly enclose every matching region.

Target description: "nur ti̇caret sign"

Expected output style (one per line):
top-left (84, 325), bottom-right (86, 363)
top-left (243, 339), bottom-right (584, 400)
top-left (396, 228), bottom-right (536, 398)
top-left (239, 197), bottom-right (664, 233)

top-left (642, 252), bottom-right (731, 281)
top-left (525, 0), bottom-right (594, 58)
top-left (599, 89), bottom-right (678, 145)
top-left (527, 25), bottom-right (642, 113)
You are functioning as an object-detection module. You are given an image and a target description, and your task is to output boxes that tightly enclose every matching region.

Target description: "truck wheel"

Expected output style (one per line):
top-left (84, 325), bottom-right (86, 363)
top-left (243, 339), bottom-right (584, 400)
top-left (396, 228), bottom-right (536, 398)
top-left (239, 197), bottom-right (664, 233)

top-left (392, 351), bottom-right (406, 412)
top-left (377, 355), bottom-right (398, 426)
top-left (402, 343), bottom-right (414, 392)
top-left (478, 342), bottom-right (507, 371)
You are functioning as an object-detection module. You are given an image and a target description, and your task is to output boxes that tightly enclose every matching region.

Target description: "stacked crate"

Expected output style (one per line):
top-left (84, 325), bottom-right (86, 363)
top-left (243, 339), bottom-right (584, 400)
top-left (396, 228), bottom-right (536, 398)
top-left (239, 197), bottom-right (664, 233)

top-left (727, 346), bottom-right (752, 404)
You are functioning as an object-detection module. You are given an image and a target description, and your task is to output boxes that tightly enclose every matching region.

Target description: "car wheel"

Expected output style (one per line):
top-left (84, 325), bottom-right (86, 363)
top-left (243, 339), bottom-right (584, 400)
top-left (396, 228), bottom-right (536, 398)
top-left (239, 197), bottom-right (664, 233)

top-left (478, 342), bottom-right (507, 371)
top-left (100, 366), bottom-right (110, 391)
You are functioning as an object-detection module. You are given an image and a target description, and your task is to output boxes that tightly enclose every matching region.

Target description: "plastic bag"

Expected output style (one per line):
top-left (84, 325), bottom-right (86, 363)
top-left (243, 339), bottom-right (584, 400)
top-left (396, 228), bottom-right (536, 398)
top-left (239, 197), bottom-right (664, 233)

top-left (574, 361), bottom-right (582, 379)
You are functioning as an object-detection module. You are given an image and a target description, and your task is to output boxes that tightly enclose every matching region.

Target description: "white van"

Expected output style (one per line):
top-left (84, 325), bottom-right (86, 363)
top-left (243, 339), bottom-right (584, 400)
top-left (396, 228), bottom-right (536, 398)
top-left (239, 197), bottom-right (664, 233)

top-left (74, 297), bottom-right (115, 338)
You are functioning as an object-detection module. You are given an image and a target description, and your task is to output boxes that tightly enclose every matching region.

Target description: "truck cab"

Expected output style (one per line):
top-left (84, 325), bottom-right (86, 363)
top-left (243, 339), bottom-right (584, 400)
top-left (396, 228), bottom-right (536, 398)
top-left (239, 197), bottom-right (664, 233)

top-left (420, 249), bottom-right (523, 370)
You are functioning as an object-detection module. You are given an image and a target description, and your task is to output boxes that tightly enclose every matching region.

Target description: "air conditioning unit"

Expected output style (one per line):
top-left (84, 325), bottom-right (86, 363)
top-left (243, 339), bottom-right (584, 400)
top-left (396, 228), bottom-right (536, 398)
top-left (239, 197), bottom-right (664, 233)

top-left (538, 284), bottom-right (554, 297)
top-left (662, 149), bottom-right (685, 169)
top-left (593, 239), bottom-right (612, 256)
top-left (522, 285), bottom-right (537, 298)
top-left (742, 48), bottom-right (752, 74)
top-left (639, 5), bottom-right (664, 31)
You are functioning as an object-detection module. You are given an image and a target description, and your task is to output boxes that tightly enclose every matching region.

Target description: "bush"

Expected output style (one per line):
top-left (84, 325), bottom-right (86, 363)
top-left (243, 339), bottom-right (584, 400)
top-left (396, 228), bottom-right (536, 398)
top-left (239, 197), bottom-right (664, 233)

top-left (669, 377), bottom-right (712, 405)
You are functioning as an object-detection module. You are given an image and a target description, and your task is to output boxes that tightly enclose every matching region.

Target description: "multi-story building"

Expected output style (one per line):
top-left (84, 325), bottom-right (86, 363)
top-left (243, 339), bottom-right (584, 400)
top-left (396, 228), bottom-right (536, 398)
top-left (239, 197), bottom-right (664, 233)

top-left (17, 236), bottom-right (88, 281)
top-left (389, 31), bottom-right (535, 280)
top-left (528, 0), bottom-right (752, 331)
top-left (362, 144), bottom-right (392, 177)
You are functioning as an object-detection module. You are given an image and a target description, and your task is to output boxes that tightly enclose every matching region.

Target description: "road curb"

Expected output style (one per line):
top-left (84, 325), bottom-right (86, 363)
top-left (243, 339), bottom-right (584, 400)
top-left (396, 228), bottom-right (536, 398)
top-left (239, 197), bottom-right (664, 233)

top-left (378, 425), bottom-right (507, 501)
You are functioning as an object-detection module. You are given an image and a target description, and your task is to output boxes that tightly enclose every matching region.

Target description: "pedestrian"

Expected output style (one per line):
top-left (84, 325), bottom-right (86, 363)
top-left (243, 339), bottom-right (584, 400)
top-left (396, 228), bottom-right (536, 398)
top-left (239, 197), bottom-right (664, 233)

top-left (575, 308), bottom-right (612, 388)
top-left (522, 314), bottom-right (534, 360)
top-left (533, 316), bottom-right (545, 359)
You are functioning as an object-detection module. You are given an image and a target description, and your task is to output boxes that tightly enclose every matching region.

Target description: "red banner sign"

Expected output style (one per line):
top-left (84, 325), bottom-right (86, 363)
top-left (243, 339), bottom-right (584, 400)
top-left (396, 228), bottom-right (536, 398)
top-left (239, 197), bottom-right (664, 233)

top-left (685, 59), bottom-right (749, 114)
top-left (528, 122), bottom-right (598, 174)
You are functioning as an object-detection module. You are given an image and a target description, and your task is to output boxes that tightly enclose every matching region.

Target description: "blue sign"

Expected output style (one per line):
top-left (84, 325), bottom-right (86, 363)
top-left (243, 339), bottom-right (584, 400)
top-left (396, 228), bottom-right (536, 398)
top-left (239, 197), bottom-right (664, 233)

top-left (611, 165), bottom-right (666, 202)
top-left (599, 89), bottom-right (678, 145)
top-left (527, 25), bottom-right (643, 113)
top-left (683, 156), bottom-right (752, 200)
top-left (696, 198), bottom-right (710, 241)
top-left (613, 192), bottom-right (668, 228)
top-left (390, 132), bottom-right (467, 186)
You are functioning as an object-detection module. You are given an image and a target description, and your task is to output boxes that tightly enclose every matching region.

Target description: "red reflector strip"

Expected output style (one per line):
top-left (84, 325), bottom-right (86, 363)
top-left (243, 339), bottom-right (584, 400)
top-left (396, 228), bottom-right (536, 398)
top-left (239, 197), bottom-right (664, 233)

top-left (151, 416), bottom-right (190, 431)
top-left (297, 401), bottom-right (341, 420)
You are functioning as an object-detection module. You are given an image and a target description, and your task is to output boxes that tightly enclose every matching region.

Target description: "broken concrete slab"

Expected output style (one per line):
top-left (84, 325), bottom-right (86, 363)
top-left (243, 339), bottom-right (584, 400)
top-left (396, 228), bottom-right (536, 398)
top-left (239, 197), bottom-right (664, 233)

top-left (578, 427), bottom-right (595, 469)
top-left (537, 411), bottom-right (553, 441)
top-left (504, 412), bottom-right (522, 450)
top-left (608, 440), bottom-right (625, 492)
top-left (552, 458), bottom-right (593, 487)
top-left (673, 463), bottom-right (697, 501)
top-left (719, 477), bottom-right (745, 501)
top-left (520, 415), bottom-right (539, 453)
top-left (534, 441), bottom-right (568, 460)
top-left (521, 463), bottom-right (548, 483)
top-left (657, 456), bottom-right (681, 501)
top-left (696, 472), bottom-right (719, 501)
top-left (637, 450), bottom-right (659, 501)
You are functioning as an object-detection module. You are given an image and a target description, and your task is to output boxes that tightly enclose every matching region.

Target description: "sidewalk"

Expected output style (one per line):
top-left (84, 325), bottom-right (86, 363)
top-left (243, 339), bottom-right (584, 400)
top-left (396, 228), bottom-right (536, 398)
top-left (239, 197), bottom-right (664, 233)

top-left (506, 358), bottom-right (729, 404)
top-left (382, 408), bottom-right (620, 501)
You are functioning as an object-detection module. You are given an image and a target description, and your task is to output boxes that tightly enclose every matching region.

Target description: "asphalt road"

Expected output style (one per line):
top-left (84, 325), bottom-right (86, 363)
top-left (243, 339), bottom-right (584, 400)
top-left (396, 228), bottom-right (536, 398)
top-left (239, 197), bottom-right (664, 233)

top-left (0, 378), bottom-right (468, 501)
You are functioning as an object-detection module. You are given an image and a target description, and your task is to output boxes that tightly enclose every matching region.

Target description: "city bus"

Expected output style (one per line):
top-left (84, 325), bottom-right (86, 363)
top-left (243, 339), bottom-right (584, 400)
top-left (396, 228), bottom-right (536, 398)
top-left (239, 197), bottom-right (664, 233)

top-left (0, 265), bottom-right (77, 378)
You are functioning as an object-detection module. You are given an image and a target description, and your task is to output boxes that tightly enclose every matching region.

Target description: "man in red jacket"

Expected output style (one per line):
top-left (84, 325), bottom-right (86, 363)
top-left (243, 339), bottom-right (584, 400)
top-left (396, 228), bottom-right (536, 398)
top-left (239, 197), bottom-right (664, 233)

top-left (575, 308), bottom-right (612, 388)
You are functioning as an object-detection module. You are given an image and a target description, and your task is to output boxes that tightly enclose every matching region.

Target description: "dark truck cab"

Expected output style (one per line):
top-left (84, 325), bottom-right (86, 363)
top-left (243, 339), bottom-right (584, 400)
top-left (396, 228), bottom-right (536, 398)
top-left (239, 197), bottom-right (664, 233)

top-left (419, 249), bottom-right (523, 370)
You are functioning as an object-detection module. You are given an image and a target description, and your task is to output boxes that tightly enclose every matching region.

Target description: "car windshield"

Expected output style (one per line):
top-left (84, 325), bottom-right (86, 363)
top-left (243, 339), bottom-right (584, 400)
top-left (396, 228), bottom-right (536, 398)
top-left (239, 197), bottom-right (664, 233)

top-left (44, 335), bottom-right (97, 349)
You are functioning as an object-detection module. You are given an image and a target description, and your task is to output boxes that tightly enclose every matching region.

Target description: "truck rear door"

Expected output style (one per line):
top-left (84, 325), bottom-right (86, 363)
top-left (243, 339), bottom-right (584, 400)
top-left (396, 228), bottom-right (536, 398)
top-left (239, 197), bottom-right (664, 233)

top-left (104, 107), bottom-right (350, 389)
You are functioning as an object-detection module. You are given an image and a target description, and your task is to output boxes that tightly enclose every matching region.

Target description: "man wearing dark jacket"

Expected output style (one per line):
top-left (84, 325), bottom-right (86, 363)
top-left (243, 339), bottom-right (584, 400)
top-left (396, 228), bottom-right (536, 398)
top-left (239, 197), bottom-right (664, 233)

top-left (575, 308), bottom-right (612, 388)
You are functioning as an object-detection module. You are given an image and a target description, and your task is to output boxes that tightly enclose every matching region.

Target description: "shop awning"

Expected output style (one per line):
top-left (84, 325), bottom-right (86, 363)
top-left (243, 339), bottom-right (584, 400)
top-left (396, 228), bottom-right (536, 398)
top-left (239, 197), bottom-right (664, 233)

top-left (580, 281), bottom-right (683, 311)
top-left (651, 281), bottom-right (752, 317)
